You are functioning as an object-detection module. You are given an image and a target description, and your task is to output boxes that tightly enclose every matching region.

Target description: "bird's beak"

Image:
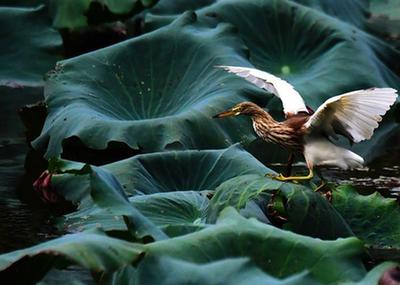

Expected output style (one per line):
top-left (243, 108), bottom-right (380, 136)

top-left (212, 108), bottom-right (241, 118)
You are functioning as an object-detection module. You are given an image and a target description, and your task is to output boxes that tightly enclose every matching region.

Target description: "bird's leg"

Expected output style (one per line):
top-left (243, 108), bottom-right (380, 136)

top-left (314, 168), bottom-right (326, 192)
top-left (284, 152), bottom-right (294, 177)
top-left (314, 180), bottom-right (326, 192)
top-left (271, 168), bottom-right (313, 181)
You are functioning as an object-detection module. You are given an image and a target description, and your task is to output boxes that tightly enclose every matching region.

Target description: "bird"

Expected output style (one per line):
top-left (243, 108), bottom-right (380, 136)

top-left (213, 65), bottom-right (398, 182)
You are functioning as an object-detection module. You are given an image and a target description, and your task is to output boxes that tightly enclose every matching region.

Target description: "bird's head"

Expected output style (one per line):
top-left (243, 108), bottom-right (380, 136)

top-left (213, 102), bottom-right (264, 118)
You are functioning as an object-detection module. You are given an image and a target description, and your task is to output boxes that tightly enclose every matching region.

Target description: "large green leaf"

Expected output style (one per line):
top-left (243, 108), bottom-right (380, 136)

top-left (333, 185), bottom-right (400, 258)
top-left (33, 12), bottom-right (269, 159)
top-left (144, 0), bottom-right (400, 164)
top-left (62, 191), bottom-right (210, 237)
top-left (0, 230), bottom-right (144, 283)
top-left (207, 173), bottom-right (281, 222)
top-left (200, 0), bottom-right (399, 162)
top-left (130, 191), bottom-right (209, 236)
top-left (0, 208), bottom-right (368, 284)
top-left (0, 5), bottom-right (61, 146)
top-left (144, 207), bottom-right (365, 284)
top-left (51, 145), bottom-right (269, 200)
top-left (197, 0), bottom-right (399, 104)
top-left (293, 0), bottom-right (369, 28)
top-left (143, 0), bottom-right (216, 32)
top-left (145, 0), bottom-right (369, 31)
top-left (0, 5), bottom-right (62, 87)
top-left (89, 166), bottom-right (168, 241)
top-left (53, 146), bottom-right (269, 235)
top-left (209, 174), bottom-right (353, 239)
top-left (129, 256), bottom-right (318, 285)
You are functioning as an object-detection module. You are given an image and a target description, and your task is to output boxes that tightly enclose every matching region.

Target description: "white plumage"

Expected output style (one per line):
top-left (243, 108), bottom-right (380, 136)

top-left (304, 138), bottom-right (364, 170)
top-left (217, 65), bottom-right (309, 116)
top-left (218, 65), bottom-right (398, 171)
top-left (305, 88), bottom-right (398, 143)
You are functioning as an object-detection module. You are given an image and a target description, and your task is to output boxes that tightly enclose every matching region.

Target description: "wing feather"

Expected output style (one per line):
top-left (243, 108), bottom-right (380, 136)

top-left (217, 65), bottom-right (308, 116)
top-left (305, 88), bottom-right (398, 143)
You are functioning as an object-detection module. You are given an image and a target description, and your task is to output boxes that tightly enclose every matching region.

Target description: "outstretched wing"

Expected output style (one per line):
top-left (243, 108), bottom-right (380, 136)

top-left (217, 65), bottom-right (308, 117)
top-left (305, 88), bottom-right (398, 143)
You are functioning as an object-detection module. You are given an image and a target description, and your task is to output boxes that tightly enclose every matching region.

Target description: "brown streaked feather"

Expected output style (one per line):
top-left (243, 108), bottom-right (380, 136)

top-left (252, 112), bottom-right (308, 153)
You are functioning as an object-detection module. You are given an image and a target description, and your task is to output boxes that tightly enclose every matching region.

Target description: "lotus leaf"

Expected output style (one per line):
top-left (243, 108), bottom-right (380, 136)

top-left (293, 0), bottom-right (368, 28)
top-left (143, 0), bottom-right (216, 32)
top-left (33, 12), bottom-right (269, 159)
top-left (144, 207), bottom-right (365, 284)
top-left (63, 191), bottom-right (209, 236)
top-left (333, 185), bottom-right (400, 254)
top-left (0, 230), bottom-right (144, 283)
top-left (0, 208), bottom-right (366, 284)
top-left (52, 146), bottom-right (269, 234)
top-left (0, 5), bottom-right (62, 87)
top-left (197, 0), bottom-right (399, 105)
top-left (129, 256), bottom-right (318, 285)
top-left (89, 166), bottom-right (168, 241)
top-left (51, 145), bottom-right (269, 200)
top-left (209, 174), bottom-right (353, 239)
top-left (144, 0), bottom-right (400, 162)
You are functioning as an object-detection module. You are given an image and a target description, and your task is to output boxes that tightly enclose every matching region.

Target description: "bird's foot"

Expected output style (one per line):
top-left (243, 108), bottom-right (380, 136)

top-left (265, 173), bottom-right (298, 183)
top-left (266, 169), bottom-right (313, 182)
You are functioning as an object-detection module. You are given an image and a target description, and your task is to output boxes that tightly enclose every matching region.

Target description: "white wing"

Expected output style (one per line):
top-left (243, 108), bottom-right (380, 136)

top-left (305, 88), bottom-right (398, 143)
top-left (217, 65), bottom-right (308, 116)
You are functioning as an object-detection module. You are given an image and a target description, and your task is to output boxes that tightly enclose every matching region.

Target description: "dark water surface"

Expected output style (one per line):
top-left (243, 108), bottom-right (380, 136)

top-left (0, 142), bottom-right (55, 253)
top-left (0, 141), bottom-right (94, 283)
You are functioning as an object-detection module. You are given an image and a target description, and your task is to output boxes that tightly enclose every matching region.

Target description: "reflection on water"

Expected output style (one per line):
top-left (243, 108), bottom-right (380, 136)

top-left (0, 142), bottom-right (56, 253)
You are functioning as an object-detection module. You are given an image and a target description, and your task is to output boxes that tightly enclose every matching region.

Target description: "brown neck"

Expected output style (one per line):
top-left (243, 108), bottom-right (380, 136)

top-left (249, 109), bottom-right (279, 127)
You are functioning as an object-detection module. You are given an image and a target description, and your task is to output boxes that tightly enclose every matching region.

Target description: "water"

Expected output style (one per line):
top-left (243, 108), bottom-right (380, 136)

top-left (0, 142), bottom-right (55, 253)
top-left (0, 142), bottom-right (94, 283)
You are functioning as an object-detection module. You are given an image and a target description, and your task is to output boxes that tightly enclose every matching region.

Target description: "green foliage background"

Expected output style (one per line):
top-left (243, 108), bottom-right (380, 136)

top-left (0, 0), bottom-right (399, 284)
